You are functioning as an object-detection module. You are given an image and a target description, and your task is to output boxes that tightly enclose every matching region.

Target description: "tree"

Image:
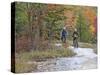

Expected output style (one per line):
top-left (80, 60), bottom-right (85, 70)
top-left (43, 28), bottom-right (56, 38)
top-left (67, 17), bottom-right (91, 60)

top-left (44, 5), bottom-right (66, 41)
top-left (15, 2), bottom-right (50, 51)
top-left (76, 11), bottom-right (92, 42)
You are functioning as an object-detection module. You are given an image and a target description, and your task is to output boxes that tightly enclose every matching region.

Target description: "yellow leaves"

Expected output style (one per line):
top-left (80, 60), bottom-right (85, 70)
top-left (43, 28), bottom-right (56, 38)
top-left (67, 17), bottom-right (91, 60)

top-left (83, 7), bottom-right (96, 35)
top-left (84, 7), bottom-right (96, 24)
top-left (89, 25), bottom-right (95, 35)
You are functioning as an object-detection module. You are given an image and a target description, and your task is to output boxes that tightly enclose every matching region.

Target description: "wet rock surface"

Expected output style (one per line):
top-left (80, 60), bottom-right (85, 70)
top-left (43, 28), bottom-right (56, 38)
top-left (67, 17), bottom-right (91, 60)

top-left (32, 46), bottom-right (97, 72)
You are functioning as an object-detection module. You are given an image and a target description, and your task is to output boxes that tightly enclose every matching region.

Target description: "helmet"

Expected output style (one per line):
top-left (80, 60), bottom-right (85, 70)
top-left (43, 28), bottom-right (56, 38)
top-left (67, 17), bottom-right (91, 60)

top-left (74, 28), bottom-right (77, 31)
top-left (63, 27), bottom-right (66, 30)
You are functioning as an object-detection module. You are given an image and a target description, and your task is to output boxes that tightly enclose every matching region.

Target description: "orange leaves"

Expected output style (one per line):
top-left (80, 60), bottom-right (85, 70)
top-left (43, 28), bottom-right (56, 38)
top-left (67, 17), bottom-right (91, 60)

top-left (47, 4), bottom-right (60, 11)
top-left (64, 10), bottom-right (76, 28)
top-left (84, 7), bottom-right (96, 23)
top-left (83, 7), bottom-right (97, 34)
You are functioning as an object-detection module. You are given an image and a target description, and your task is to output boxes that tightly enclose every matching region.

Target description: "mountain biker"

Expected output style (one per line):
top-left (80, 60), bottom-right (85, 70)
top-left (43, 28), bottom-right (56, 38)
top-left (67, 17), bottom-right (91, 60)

top-left (61, 27), bottom-right (68, 43)
top-left (72, 28), bottom-right (78, 48)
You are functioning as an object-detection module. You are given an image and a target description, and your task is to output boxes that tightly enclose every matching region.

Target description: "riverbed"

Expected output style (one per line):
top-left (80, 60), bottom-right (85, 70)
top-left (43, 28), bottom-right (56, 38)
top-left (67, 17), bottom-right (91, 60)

top-left (32, 46), bottom-right (97, 72)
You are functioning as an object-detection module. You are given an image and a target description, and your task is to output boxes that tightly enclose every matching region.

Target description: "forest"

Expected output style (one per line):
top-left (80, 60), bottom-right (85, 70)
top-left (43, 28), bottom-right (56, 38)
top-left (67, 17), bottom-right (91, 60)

top-left (15, 2), bottom-right (97, 52)
top-left (14, 2), bottom-right (97, 73)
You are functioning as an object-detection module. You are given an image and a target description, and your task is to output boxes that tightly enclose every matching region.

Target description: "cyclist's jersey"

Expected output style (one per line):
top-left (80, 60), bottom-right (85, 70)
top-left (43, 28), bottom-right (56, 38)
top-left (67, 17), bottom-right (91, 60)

top-left (73, 31), bottom-right (78, 39)
top-left (62, 30), bottom-right (67, 37)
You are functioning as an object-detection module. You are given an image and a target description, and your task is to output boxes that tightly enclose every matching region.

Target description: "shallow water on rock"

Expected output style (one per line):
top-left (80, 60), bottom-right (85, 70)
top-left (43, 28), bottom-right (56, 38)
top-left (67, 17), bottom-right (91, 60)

top-left (33, 46), bottom-right (97, 72)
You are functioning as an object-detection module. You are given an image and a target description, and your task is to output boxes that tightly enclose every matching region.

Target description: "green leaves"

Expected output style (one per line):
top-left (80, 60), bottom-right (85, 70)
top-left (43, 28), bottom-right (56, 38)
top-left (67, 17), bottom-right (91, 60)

top-left (76, 11), bottom-right (92, 43)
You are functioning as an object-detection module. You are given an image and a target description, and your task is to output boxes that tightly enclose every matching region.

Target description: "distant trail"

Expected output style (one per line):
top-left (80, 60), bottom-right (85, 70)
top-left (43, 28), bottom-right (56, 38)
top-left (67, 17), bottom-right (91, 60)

top-left (67, 46), bottom-right (97, 69)
top-left (33, 44), bottom-right (97, 72)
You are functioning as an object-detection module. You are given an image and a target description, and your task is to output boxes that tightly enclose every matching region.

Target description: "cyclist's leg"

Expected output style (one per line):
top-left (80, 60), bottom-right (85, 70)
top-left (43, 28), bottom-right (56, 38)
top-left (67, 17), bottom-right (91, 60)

top-left (64, 36), bottom-right (66, 43)
top-left (62, 36), bottom-right (64, 43)
top-left (76, 39), bottom-right (78, 48)
top-left (75, 38), bottom-right (78, 48)
top-left (73, 38), bottom-right (75, 47)
top-left (61, 36), bottom-right (63, 42)
top-left (75, 39), bottom-right (78, 48)
top-left (75, 39), bottom-right (76, 48)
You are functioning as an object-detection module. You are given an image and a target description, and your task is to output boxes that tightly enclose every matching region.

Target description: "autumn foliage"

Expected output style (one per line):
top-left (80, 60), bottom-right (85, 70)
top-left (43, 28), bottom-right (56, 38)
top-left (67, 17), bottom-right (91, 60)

top-left (15, 2), bottom-right (97, 52)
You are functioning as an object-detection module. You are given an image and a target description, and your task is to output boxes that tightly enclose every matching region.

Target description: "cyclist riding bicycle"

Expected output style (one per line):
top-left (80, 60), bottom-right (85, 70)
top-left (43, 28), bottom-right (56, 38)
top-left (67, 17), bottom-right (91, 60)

top-left (72, 28), bottom-right (78, 48)
top-left (61, 27), bottom-right (68, 43)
